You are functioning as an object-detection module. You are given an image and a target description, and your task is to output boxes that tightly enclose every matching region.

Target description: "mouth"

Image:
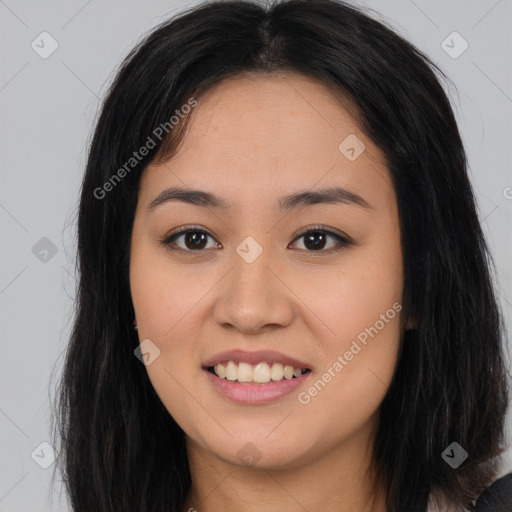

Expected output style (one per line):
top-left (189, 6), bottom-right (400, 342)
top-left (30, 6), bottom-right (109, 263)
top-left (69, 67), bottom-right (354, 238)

top-left (203, 361), bottom-right (313, 404)
top-left (205, 361), bottom-right (312, 385)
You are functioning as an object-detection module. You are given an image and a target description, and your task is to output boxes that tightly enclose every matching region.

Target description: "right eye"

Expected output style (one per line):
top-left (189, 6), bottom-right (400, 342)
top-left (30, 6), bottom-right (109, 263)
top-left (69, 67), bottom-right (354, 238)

top-left (160, 226), bottom-right (221, 253)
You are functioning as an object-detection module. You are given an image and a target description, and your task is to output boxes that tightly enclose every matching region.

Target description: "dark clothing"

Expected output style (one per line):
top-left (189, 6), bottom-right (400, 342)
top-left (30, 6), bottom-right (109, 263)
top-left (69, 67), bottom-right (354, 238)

top-left (474, 471), bottom-right (512, 511)
top-left (395, 471), bottom-right (512, 511)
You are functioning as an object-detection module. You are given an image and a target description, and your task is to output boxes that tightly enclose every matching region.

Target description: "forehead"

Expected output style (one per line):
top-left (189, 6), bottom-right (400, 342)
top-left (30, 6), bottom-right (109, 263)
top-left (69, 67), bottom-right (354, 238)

top-left (140, 71), bottom-right (394, 213)
top-left (171, 71), bottom-right (367, 161)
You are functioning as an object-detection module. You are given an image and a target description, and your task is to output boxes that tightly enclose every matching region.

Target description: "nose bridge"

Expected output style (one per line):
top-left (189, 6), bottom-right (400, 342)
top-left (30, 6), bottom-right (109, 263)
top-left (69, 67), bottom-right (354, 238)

top-left (214, 234), bottom-right (293, 331)
top-left (232, 234), bottom-right (276, 309)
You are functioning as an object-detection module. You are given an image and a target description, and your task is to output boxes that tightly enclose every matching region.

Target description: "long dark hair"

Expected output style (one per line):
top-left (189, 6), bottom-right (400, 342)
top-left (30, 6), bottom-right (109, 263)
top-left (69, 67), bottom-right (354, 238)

top-left (51, 1), bottom-right (510, 510)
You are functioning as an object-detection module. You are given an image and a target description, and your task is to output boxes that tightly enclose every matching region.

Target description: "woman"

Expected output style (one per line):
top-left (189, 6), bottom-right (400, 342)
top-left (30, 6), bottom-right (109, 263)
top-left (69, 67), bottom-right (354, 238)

top-left (52, 1), bottom-right (511, 510)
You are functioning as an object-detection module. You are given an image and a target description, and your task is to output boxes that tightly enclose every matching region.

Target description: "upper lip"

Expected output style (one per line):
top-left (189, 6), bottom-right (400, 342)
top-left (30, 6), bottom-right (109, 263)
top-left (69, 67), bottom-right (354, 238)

top-left (202, 349), bottom-right (313, 371)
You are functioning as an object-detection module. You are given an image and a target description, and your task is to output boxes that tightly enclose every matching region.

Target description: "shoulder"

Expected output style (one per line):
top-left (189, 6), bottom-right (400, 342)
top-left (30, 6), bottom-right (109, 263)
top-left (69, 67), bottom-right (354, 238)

top-left (474, 471), bottom-right (512, 511)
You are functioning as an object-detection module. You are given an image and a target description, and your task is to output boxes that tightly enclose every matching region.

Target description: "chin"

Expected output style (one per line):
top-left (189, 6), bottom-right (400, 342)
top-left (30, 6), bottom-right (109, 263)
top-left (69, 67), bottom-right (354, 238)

top-left (202, 430), bottom-right (315, 471)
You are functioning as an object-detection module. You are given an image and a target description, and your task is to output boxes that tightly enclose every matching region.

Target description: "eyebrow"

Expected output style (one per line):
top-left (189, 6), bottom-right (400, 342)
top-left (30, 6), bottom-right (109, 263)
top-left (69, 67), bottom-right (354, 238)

top-left (147, 185), bottom-right (371, 213)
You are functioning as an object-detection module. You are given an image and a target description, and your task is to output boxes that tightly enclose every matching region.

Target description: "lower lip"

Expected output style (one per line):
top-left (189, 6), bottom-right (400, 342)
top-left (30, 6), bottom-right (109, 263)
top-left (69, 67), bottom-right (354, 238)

top-left (203, 368), bottom-right (312, 404)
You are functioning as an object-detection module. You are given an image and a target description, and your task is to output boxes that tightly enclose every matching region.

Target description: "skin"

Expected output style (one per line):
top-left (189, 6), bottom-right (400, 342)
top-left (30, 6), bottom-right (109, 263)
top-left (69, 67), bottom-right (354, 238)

top-left (129, 71), bottom-right (404, 512)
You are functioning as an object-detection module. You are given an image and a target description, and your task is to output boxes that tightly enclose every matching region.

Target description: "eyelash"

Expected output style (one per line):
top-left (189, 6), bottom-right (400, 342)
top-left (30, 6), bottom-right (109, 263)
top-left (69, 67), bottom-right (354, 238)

top-left (159, 224), bottom-right (352, 256)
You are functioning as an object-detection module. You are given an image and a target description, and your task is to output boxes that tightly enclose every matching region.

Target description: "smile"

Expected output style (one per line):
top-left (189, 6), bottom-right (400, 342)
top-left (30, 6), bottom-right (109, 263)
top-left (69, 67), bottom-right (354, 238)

top-left (208, 361), bottom-right (311, 384)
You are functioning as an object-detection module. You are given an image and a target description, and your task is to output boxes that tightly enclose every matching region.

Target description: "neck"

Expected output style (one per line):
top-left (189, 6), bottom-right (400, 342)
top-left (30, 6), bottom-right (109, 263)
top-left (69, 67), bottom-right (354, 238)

top-left (183, 419), bottom-right (387, 512)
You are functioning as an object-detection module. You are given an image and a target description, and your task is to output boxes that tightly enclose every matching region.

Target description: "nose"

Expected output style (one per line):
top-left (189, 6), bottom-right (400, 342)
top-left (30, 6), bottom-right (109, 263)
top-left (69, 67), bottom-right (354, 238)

top-left (212, 242), bottom-right (295, 333)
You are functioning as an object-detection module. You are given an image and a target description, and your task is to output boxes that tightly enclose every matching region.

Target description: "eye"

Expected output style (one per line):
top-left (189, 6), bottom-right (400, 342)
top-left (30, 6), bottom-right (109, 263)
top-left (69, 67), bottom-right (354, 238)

top-left (159, 224), bottom-right (352, 254)
top-left (289, 225), bottom-right (352, 254)
top-left (160, 225), bottom-right (220, 252)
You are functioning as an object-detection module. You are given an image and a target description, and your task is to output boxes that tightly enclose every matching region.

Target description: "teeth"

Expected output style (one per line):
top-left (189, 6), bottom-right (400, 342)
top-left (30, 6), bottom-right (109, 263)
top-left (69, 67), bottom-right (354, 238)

top-left (225, 361), bottom-right (237, 381)
top-left (283, 365), bottom-right (294, 380)
top-left (211, 361), bottom-right (308, 383)
top-left (270, 363), bottom-right (284, 381)
top-left (214, 363), bottom-right (226, 379)
top-left (238, 362), bottom-right (253, 383)
top-left (253, 362), bottom-right (271, 383)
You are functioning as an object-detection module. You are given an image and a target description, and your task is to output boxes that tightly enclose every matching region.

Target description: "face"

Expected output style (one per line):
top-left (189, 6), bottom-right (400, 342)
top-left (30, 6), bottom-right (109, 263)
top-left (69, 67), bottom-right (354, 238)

top-left (129, 71), bottom-right (404, 471)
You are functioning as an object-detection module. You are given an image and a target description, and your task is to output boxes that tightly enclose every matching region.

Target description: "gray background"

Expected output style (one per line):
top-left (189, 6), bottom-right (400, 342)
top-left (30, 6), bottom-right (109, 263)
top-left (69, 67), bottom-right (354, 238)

top-left (0, 1), bottom-right (511, 510)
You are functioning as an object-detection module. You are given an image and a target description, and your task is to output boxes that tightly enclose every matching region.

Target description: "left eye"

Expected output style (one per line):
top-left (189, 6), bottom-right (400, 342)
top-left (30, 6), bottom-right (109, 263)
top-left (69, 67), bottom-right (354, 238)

top-left (160, 226), bottom-right (351, 254)
top-left (290, 229), bottom-right (350, 253)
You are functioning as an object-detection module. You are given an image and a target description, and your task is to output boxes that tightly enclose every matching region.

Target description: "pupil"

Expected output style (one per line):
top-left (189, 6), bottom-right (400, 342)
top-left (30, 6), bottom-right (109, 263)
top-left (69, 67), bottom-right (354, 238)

top-left (186, 232), bottom-right (207, 250)
top-left (305, 232), bottom-right (325, 251)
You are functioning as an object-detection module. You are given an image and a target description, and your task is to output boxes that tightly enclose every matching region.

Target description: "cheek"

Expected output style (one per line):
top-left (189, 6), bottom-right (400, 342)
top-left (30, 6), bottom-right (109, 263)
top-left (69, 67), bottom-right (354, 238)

top-left (129, 236), bottom-right (217, 395)
top-left (129, 237), bottom-right (214, 335)
top-left (129, 244), bottom-right (208, 436)
top-left (328, 259), bottom-right (403, 351)
top-left (289, 235), bottom-right (403, 351)
top-left (296, 299), bottom-right (402, 439)
top-left (293, 235), bottom-right (403, 418)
